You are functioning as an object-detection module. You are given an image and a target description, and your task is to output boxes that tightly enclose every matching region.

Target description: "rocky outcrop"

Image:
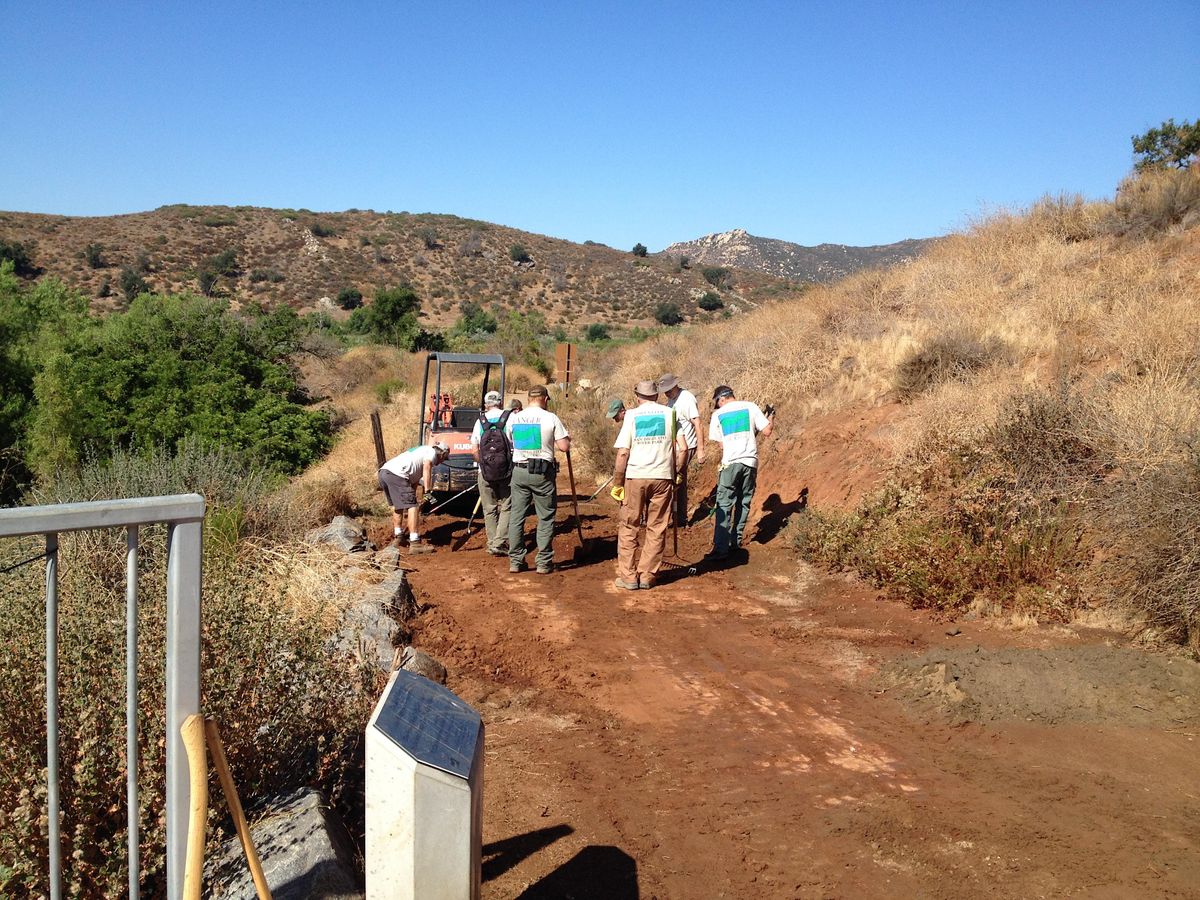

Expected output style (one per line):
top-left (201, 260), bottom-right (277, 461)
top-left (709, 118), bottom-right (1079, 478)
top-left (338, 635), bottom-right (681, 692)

top-left (305, 516), bottom-right (373, 553)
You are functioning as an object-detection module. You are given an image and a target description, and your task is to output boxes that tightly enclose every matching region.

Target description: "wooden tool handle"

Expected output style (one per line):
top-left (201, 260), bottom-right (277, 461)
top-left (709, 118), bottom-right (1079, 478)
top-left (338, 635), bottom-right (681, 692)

top-left (180, 714), bottom-right (209, 900)
top-left (206, 719), bottom-right (273, 900)
top-left (565, 451), bottom-right (586, 544)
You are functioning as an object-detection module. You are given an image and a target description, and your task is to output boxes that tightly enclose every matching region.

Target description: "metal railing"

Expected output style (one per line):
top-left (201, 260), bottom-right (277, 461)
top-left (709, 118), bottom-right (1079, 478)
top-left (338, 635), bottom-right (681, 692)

top-left (0, 494), bottom-right (205, 900)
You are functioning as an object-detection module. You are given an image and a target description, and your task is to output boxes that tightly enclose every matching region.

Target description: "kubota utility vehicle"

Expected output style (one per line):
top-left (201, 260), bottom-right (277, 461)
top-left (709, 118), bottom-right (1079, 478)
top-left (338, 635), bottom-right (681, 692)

top-left (419, 352), bottom-right (506, 499)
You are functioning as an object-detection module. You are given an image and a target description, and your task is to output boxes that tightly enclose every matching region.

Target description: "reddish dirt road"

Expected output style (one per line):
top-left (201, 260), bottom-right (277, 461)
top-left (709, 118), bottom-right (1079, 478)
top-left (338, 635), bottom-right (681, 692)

top-left (391, 500), bottom-right (1200, 899)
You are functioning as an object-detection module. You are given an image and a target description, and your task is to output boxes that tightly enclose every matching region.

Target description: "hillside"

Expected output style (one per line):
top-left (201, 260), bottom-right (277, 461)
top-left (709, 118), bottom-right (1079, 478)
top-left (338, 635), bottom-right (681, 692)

top-left (663, 227), bottom-right (936, 282)
top-left (0, 206), bottom-right (799, 329)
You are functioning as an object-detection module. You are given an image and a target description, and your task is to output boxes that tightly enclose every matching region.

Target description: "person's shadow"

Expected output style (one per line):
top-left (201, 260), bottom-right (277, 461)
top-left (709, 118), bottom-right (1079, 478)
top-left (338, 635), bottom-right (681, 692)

top-left (752, 488), bottom-right (808, 544)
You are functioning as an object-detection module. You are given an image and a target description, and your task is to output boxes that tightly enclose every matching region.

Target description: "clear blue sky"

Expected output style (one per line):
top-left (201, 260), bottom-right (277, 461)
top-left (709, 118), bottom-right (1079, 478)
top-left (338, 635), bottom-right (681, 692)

top-left (1, 1), bottom-right (1196, 249)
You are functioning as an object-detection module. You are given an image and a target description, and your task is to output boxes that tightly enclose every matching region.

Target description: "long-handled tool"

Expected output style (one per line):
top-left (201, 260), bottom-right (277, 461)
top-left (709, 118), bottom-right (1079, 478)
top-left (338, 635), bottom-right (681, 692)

top-left (564, 450), bottom-right (591, 558)
top-left (586, 475), bottom-right (614, 503)
top-left (180, 714), bottom-right (209, 900)
top-left (452, 496), bottom-right (484, 551)
top-left (424, 484), bottom-right (477, 515)
top-left (206, 719), bottom-right (272, 900)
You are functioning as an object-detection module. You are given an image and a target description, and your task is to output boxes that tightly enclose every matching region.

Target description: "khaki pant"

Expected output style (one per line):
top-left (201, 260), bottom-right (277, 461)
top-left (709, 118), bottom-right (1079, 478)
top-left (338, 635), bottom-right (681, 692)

top-left (477, 473), bottom-right (511, 553)
top-left (617, 478), bottom-right (673, 582)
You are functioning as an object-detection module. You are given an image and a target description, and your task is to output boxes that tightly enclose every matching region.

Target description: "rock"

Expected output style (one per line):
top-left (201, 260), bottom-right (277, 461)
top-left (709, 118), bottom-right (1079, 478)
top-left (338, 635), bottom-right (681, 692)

top-left (206, 788), bottom-right (361, 900)
top-left (362, 570), bottom-right (419, 621)
top-left (305, 516), bottom-right (371, 553)
top-left (374, 543), bottom-right (402, 571)
top-left (329, 571), bottom-right (418, 671)
top-left (400, 646), bottom-right (448, 684)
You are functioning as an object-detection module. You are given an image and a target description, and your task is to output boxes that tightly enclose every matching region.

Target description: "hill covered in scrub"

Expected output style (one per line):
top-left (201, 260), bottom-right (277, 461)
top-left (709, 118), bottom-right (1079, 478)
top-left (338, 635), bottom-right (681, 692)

top-left (0, 206), bottom-right (799, 331)
top-left (663, 228), bottom-right (936, 282)
top-left (591, 165), bottom-right (1200, 646)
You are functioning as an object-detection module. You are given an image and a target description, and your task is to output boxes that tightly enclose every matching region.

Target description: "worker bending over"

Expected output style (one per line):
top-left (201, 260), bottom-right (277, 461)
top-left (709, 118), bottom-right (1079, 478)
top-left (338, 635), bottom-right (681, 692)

top-left (378, 441), bottom-right (450, 554)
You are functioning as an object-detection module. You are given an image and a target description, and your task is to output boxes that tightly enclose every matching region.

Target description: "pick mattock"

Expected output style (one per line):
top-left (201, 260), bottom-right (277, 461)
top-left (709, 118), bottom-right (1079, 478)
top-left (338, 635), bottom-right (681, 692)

top-left (452, 495), bottom-right (484, 551)
top-left (563, 450), bottom-right (593, 561)
top-left (206, 719), bottom-right (273, 900)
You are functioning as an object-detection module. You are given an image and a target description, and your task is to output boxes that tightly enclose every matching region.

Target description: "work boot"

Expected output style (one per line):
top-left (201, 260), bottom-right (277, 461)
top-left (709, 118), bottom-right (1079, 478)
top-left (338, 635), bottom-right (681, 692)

top-left (613, 578), bottom-right (640, 591)
top-left (488, 545), bottom-right (509, 557)
top-left (509, 560), bottom-right (528, 573)
top-left (536, 563), bottom-right (554, 575)
top-left (638, 574), bottom-right (657, 589)
top-left (409, 541), bottom-right (433, 555)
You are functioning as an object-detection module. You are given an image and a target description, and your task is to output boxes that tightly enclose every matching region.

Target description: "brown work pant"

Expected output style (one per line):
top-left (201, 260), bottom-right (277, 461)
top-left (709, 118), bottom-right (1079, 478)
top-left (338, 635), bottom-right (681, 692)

top-left (617, 478), bottom-right (673, 582)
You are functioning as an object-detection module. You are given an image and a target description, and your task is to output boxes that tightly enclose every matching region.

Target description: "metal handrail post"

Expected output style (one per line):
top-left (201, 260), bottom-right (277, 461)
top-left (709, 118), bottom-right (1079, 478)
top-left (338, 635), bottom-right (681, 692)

top-left (164, 519), bottom-right (202, 900)
top-left (126, 526), bottom-right (140, 900)
top-left (45, 532), bottom-right (61, 900)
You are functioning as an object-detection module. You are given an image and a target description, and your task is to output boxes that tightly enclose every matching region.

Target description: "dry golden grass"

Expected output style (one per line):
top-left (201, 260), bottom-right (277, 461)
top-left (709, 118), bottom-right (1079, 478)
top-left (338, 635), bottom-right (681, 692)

top-left (588, 168), bottom-right (1200, 642)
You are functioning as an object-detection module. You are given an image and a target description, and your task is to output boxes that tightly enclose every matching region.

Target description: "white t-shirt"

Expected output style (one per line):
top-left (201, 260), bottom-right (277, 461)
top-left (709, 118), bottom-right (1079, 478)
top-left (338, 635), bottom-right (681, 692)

top-left (708, 400), bottom-right (770, 468)
top-left (381, 445), bottom-right (438, 483)
top-left (469, 408), bottom-right (508, 447)
top-left (504, 405), bottom-right (569, 462)
top-left (614, 401), bottom-right (678, 480)
top-left (668, 388), bottom-right (701, 450)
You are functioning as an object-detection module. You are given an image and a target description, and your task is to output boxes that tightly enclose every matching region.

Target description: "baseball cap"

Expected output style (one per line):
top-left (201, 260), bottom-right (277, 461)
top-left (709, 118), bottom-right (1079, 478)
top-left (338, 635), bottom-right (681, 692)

top-left (605, 398), bottom-right (624, 419)
top-left (657, 373), bottom-right (680, 392)
top-left (432, 441), bottom-right (450, 456)
top-left (484, 390), bottom-right (502, 405)
top-left (528, 385), bottom-right (549, 398)
top-left (712, 385), bottom-right (734, 402)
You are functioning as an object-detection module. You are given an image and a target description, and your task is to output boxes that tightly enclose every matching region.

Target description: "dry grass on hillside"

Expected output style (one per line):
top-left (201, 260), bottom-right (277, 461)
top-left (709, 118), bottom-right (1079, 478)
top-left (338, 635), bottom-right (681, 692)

top-left (585, 166), bottom-right (1200, 645)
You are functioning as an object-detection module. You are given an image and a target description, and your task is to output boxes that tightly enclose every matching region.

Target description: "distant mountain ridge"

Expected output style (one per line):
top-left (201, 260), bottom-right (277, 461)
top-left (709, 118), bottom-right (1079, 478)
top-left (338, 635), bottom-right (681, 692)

top-left (663, 228), bottom-right (938, 282)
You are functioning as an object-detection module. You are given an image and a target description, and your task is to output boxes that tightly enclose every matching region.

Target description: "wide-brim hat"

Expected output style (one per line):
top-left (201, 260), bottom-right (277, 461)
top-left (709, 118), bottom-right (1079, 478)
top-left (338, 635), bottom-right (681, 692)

top-left (657, 373), bottom-right (680, 392)
top-left (634, 380), bottom-right (659, 398)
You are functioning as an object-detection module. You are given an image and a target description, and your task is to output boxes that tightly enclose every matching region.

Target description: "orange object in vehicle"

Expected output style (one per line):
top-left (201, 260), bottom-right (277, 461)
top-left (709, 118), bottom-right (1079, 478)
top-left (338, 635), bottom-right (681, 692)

top-left (440, 393), bottom-right (455, 426)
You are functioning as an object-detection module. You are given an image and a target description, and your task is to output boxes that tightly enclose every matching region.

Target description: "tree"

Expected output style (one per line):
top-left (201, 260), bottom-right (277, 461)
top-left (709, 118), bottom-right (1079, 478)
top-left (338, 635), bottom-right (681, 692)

top-left (702, 266), bottom-right (731, 288)
top-left (336, 287), bottom-right (363, 310)
top-left (197, 270), bottom-right (219, 296)
top-left (417, 226), bottom-right (439, 250)
top-left (206, 248), bottom-right (239, 276)
top-left (28, 293), bottom-right (330, 476)
top-left (584, 322), bottom-right (610, 342)
top-left (509, 243), bottom-right (531, 263)
top-left (119, 267), bottom-right (149, 301)
top-left (654, 302), bottom-right (683, 326)
top-left (347, 285), bottom-right (424, 348)
top-left (83, 243), bottom-right (106, 269)
top-left (698, 291), bottom-right (723, 311)
top-left (0, 239), bottom-right (37, 278)
top-left (1133, 118), bottom-right (1200, 171)
top-left (632, 243), bottom-right (648, 257)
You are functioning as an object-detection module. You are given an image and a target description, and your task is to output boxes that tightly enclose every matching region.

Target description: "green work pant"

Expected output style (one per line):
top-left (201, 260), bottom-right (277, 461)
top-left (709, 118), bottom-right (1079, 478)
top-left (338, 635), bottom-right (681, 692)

top-left (713, 462), bottom-right (757, 554)
top-left (508, 464), bottom-right (558, 569)
top-left (478, 473), bottom-right (511, 553)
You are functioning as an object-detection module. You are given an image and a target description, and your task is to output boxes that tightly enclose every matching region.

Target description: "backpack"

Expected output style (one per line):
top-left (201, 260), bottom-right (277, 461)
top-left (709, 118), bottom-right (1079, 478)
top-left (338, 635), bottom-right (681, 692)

top-left (477, 409), bottom-right (513, 483)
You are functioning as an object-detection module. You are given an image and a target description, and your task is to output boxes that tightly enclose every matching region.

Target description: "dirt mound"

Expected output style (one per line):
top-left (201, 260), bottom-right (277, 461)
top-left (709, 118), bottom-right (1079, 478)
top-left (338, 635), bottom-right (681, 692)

top-left (882, 645), bottom-right (1200, 727)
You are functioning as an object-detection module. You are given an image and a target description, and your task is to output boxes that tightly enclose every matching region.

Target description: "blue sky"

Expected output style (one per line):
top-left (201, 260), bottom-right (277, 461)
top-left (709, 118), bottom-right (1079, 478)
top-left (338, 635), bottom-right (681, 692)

top-left (1, 1), bottom-right (1196, 249)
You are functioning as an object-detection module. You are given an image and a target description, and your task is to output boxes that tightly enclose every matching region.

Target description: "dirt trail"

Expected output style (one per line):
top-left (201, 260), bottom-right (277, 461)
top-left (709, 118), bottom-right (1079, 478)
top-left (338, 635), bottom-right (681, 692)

top-left (390, 499), bottom-right (1200, 899)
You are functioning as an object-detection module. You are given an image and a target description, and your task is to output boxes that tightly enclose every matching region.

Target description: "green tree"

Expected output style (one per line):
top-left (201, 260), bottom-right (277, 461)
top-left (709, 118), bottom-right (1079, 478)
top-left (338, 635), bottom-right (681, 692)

top-left (654, 302), bottom-right (683, 326)
top-left (1132, 118), bottom-right (1200, 171)
top-left (702, 266), bottom-right (731, 288)
top-left (336, 287), bottom-right (363, 310)
top-left (509, 243), bottom-right (531, 263)
top-left (83, 243), bottom-right (106, 269)
top-left (119, 266), bottom-right (149, 301)
top-left (584, 322), bottom-right (610, 342)
top-left (698, 291), bottom-right (724, 311)
top-left (28, 293), bottom-right (330, 476)
top-left (197, 270), bottom-right (218, 296)
top-left (632, 243), bottom-right (648, 257)
top-left (0, 239), bottom-right (37, 278)
top-left (347, 285), bottom-right (424, 348)
top-left (206, 248), bottom-right (239, 276)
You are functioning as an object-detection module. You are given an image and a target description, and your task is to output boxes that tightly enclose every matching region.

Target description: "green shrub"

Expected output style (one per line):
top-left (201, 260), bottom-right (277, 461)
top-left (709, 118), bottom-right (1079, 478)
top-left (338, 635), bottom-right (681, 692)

top-left (584, 322), bottom-right (610, 342)
top-left (337, 287), bottom-right (363, 310)
top-left (0, 239), bottom-right (37, 277)
top-left (698, 291), bottom-right (723, 311)
top-left (418, 226), bottom-right (439, 250)
top-left (118, 267), bottom-right (149, 302)
top-left (206, 248), bottom-right (239, 276)
top-left (248, 269), bottom-right (284, 284)
top-left (631, 242), bottom-right (648, 257)
top-left (653, 301), bottom-right (683, 326)
top-left (702, 266), bottom-right (731, 288)
top-left (310, 222), bottom-right (337, 238)
top-left (509, 243), bottom-right (531, 263)
top-left (197, 269), bottom-right (218, 296)
top-left (83, 242), bottom-right (105, 269)
top-left (97, 275), bottom-right (111, 298)
top-left (347, 286), bottom-right (424, 348)
top-left (201, 215), bottom-right (236, 227)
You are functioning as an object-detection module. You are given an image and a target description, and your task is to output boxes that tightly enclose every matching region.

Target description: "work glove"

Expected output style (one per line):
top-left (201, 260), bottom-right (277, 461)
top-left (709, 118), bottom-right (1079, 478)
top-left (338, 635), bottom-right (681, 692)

top-left (675, 474), bottom-right (683, 485)
top-left (610, 485), bottom-right (625, 503)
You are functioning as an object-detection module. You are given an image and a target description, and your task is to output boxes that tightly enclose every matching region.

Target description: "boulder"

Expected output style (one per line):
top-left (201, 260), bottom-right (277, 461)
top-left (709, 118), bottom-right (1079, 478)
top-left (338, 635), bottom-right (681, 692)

top-left (305, 516), bottom-right (371, 553)
top-left (374, 543), bottom-right (402, 571)
top-left (400, 646), bottom-right (448, 684)
top-left (205, 788), bottom-right (361, 900)
top-left (329, 571), bottom-right (418, 671)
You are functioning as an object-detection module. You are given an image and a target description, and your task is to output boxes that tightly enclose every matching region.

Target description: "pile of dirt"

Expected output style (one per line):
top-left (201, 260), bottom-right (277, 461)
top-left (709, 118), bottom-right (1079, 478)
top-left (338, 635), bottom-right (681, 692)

top-left (880, 645), bottom-right (1200, 728)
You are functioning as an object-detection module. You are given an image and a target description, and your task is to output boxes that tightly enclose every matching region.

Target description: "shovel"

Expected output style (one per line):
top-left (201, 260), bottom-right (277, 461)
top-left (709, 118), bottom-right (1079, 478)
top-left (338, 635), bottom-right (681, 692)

top-left (563, 450), bottom-right (593, 560)
top-left (452, 496), bottom-right (484, 551)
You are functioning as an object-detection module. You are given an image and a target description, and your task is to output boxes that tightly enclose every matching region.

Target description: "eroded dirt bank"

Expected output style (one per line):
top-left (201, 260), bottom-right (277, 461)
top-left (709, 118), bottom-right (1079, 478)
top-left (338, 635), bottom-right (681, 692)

top-left (390, 505), bottom-right (1199, 899)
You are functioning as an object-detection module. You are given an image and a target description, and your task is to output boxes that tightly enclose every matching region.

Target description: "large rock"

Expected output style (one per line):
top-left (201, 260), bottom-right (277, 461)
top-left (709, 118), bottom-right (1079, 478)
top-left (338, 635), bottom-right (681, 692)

top-left (206, 788), bottom-right (361, 900)
top-left (328, 571), bottom-right (418, 671)
top-left (374, 543), bottom-right (402, 572)
top-left (399, 646), bottom-right (448, 684)
top-left (305, 516), bottom-right (372, 553)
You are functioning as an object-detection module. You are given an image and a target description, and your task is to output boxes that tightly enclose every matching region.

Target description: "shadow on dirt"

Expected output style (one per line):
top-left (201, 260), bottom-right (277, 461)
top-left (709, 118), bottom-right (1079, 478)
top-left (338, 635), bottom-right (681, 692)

top-left (483, 823), bottom-right (574, 883)
top-left (517, 844), bottom-right (640, 899)
top-left (752, 488), bottom-right (808, 544)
